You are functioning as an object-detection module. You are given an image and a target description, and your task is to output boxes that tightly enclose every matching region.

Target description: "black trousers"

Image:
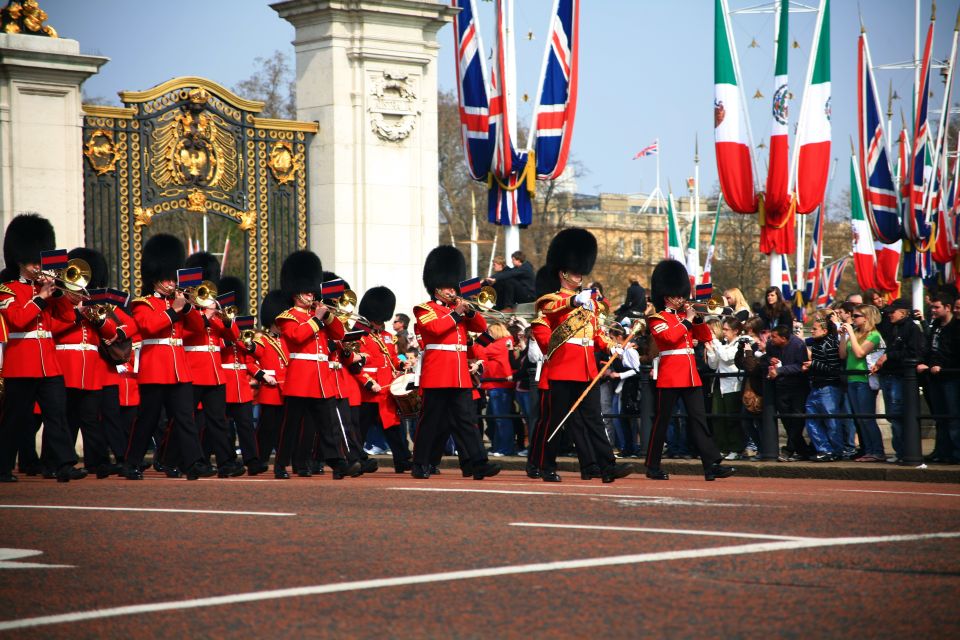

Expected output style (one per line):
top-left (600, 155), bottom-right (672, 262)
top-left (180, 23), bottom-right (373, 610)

top-left (775, 385), bottom-right (813, 457)
top-left (100, 385), bottom-right (133, 463)
top-left (276, 396), bottom-right (345, 470)
top-left (0, 376), bottom-right (78, 473)
top-left (413, 388), bottom-right (487, 467)
top-left (66, 388), bottom-right (108, 470)
top-left (193, 384), bottom-right (233, 466)
top-left (127, 383), bottom-right (203, 471)
top-left (17, 415), bottom-right (42, 472)
top-left (527, 389), bottom-right (552, 470)
top-left (360, 401), bottom-right (412, 468)
top-left (225, 401), bottom-right (258, 464)
top-left (549, 381), bottom-right (615, 473)
top-left (646, 386), bottom-right (722, 471)
top-left (255, 404), bottom-right (284, 465)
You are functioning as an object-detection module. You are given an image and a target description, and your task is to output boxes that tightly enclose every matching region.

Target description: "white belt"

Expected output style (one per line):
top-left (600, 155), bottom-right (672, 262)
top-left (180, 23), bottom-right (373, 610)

top-left (289, 353), bottom-right (329, 362)
top-left (424, 344), bottom-right (467, 352)
top-left (9, 330), bottom-right (53, 339)
top-left (55, 343), bottom-right (98, 352)
top-left (659, 348), bottom-right (694, 356)
top-left (184, 345), bottom-right (220, 353)
top-left (565, 337), bottom-right (592, 347)
top-left (221, 363), bottom-right (246, 370)
top-left (142, 338), bottom-right (183, 347)
top-left (362, 367), bottom-right (378, 373)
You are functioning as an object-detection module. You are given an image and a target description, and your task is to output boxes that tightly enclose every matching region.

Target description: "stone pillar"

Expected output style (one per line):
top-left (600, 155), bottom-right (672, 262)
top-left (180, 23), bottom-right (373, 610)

top-left (0, 33), bottom-right (106, 251)
top-left (273, 0), bottom-right (455, 313)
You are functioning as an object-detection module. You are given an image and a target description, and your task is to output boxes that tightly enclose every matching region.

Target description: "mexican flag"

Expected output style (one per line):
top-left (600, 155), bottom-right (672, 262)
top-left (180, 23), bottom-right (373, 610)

top-left (794, 0), bottom-right (831, 214)
top-left (701, 195), bottom-right (722, 283)
top-left (764, 0), bottom-right (790, 218)
top-left (665, 193), bottom-right (685, 263)
top-left (850, 155), bottom-right (879, 291)
top-left (714, 0), bottom-right (758, 214)
top-left (685, 207), bottom-right (700, 284)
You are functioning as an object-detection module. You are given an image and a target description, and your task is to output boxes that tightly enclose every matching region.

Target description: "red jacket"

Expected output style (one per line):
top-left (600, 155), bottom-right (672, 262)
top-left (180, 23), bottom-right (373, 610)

top-left (251, 332), bottom-right (287, 406)
top-left (182, 312), bottom-right (239, 387)
top-left (51, 311), bottom-right (119, 391)
top-left (277, 305), bottom-right (345, 398)
top-left (332, 344), bottom-right (363, 406)
top-left (537, 288), bottom-right (614, 383)
top-left (221, 340), bottom-right (257, 403)
top-left (0, 279), bottom-right (76, 378)
top-left (480, 336), bottom-right (513, 390)
top-left (413, 299), bottom-right (487, 389)
top-left (357, 330), bottom-right (401, 401)
top-left (648, 308), bottom-right (712, 388)
top-left (131, 294), bottom-right (196, 384)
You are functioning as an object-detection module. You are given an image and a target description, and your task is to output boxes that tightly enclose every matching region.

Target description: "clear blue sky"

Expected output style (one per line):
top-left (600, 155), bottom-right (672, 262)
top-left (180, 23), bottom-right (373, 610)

top-left (49, 0), bottom-right (957, 207)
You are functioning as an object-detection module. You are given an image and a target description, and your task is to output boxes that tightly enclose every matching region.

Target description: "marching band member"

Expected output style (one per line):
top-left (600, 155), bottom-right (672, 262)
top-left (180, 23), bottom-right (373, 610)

top-left (250, 290), bottom-right (288, 469)
top-left (357, 285), bottom-right (412, 473)
top-left (100, 297), bottom-right (140, 474)
top-left (125, 234), bottom-right (214, 480)
top-left (411, 245), bottom-right (500, 480)
top-left (537, 228), bottom-right (633, 483)
top-left (51, 248), bottom-right (121, 478)
top-left (525, 266), bottom-right (559, 481)
top-left (274, 251), bottom-right (360, 480)
top-left (217, 276), bottom-right (266, 476)
top-left (644, 259), bottom-right (735, 481)
top-left (0, 214), bottom-right (88, 482)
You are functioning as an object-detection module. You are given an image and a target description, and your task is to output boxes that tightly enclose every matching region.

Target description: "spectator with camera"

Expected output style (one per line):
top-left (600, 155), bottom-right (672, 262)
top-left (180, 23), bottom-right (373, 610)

top-left (802, 315), bottom-right (845, 461)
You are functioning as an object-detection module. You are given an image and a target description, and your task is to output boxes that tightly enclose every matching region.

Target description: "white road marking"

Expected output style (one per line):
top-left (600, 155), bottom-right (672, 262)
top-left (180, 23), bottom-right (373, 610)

top-left (0, 549), bottom-right (72, 570)
top-left (388, 487), bottom-right (767, 505)
top-left (0, 505), bottom-right (295, 517)
top-left (833, 489), bottom-right (960, 498)
top-left (510, 522), bottom-right (810, 541)
top-left (0, 531), bottom-right (956, 631)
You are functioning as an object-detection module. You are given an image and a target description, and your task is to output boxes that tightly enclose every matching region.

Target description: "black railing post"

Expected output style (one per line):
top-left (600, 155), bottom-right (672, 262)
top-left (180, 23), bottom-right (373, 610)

top-left (759, 376), bottom-right (779, 460)
top-left (639, 366), bottom-right (653, 454)
top-left (901, 358), bottom-right (922, 465)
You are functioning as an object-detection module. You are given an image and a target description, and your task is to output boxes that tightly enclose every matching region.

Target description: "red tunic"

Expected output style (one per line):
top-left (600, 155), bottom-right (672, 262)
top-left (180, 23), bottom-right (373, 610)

top-left (537, 288), bottom-right (614, 383)
top-left (413, 300), bottom-right (487, 389)
top-left (332, 345), bottom-right (363, 407)
top-left (276, 305), bottom-right (345, 399)
top-left (357, 330), bottom-right (403, 428)
top-left (221, 341), bottom-right (257, 403)
top-left (131, 294), bottom-right (195, 384)
top-left (182, 312), bottom-right (238, 387)
top-left (0, 279), bottom-right (76, 378)
top-left (647, 308), bottom-right (712, 388)
top-left (251, 333), bottom-right (287, 406)
top-left (480, 336), bottom-right (513, 390)
top-left (51, 312), bottom-right (119, 391)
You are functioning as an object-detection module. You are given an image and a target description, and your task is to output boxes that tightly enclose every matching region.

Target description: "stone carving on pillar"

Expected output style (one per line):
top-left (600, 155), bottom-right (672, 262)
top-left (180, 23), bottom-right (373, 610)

top-left (368, 70), bottom-right (420, 143)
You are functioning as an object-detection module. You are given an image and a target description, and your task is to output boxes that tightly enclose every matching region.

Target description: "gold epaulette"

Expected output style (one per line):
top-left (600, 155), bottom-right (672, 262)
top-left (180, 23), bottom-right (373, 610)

top-left (276, 310), bottom-right (298, 322)
top-left (530, 316), bottom-right (549, 328)
top-left (647, 312), bottom-right (666, 323)
top-left (0, 283), bottom-right (14, 297)
top-left (414, 303), bottom-right (438, 323)
top-left (130, 296), bottom-right (152, 306)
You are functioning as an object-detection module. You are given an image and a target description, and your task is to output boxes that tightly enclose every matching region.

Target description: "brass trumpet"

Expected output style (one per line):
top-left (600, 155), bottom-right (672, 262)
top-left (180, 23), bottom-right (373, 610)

top-left (184, 280), bottom-right (219, 309)
top-left (219, 305), bottom-right (238, 321)
top-left (683, 295), bottom-right (727, 316)
top-left (445, 286), bottom-right (508, 321)
top-left (240, 328), bottom-right (259, 350)
top-left (32, 258), bottom-right (92, 300)
top-left (330, 289), bottom-right (370, 329)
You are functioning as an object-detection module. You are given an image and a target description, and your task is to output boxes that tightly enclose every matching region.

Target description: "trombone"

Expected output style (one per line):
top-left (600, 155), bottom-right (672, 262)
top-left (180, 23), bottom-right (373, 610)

top-left (329, 289), bottom-right (370, 329)
top-left (683, 295), bottom-right (728, 316)
top-left (32, 258), bottom-right (92, 300)
top-left (452, 286), bottom-right (509, 321)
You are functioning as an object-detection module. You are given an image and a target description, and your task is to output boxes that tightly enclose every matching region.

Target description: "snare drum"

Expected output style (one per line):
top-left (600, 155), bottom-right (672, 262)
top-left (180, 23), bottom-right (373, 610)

top-left (389, 373), bottom-right (420, 417)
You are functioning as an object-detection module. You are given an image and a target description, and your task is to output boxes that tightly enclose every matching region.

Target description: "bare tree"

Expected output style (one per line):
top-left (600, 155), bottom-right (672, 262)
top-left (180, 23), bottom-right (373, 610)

top-left (711, 212), bottom-right (768, 305)
top-left (233, 50), bottom-right (296, 120)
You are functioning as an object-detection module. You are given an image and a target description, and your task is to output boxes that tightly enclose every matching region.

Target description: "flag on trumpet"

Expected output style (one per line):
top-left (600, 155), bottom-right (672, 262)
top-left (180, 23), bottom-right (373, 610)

top-left (458, 277), bottom-right (484, 298)
top-left (176, 267), bottom-right (204, 288)
top-left (320, 279), bottom-right (346, 300)
top-left (87, 288), bottom-right (130, 308)
top-left (695, 282), bottom-right (714, 301)
top-left (234, 315), bottom-right (256, 331)
top-left (39, 249), bottom-right (68, 271)
top-left (216, 291), bottom-right (236, 309)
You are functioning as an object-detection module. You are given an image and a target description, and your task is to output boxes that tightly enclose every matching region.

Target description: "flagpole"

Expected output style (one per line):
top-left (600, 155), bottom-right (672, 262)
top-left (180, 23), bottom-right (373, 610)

top-left (694, 134), bottom-right (700, 260)
top-left (470, 192), bottom-right (479, 279)
top-left (503, 0), bottom-right (521, 260)
top-left (910, 0), bottom-right (922, 311)
top-left (656, 137), bottom-right (662, 213)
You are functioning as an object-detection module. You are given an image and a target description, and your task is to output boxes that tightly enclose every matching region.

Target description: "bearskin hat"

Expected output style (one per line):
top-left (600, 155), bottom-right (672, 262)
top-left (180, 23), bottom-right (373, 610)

top-left (3, 213), bottom-right (56, 271)
top-left (184, 251), bottom-right (221, 287)
top-left (259, 289), bottom-right (288, 328)
top-left (321, 270), bottom-right (351, 303)
top-left (534, 265), bottom-right (561, 298)
top-left (68, 247), bottom-right (109, 289)
top-left (359, 286), bottom-right (396, 324)
top-left (422, 245), bottom-right (465, 295)
top-left (218, 275), bottom-right (245, 314)
top-left (650, 259), bottom-right (690, 310)
top-left (545, 227), bottom-right (597, 276)
top-left (280, 250), bottom-right (323, 300)
top-left (141, 234), bottom-right (185, 295)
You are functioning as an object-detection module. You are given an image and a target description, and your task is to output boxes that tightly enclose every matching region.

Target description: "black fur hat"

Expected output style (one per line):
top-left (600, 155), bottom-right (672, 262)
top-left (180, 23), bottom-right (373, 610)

top-left (545, 227), bottom-right (597, 276)
top-left (359, 286), bottom-right (396, 324)
top-left (650, 259), bottom-right (690, 310)
top-left (185, 251), bottom-right (221, 287)
top-left (281, 250), bottom-right (323, 300)
top-left (422, 245), bottom-right (466, 295)
top-left (534, 265), bottom-right (561, 298)
top-left (141, 234), bottom-right (185, 295)
top-left (3, 213), bottom-right (56, 270)
top-left (218, 275), bottom-right (245, 314)
top-left (321, 270), bottom-right (350, 302)
top-left (259, 289), bottom-right (288, 328)
top-left (68, 247), bottom-right (108, 289)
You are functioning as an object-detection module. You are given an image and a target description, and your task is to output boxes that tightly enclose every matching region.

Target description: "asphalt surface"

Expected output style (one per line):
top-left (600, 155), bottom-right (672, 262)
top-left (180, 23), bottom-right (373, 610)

top-left (1, 469), bottom-right (958, 638)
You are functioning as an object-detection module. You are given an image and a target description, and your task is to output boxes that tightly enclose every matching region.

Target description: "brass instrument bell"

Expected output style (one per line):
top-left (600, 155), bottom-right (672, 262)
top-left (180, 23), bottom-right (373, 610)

top-left (184, 280), bottom-right (219, 308)
top-left (685, 295), bottom-right (726, 315)
top-left (34, 258), bottom-right (92, 299)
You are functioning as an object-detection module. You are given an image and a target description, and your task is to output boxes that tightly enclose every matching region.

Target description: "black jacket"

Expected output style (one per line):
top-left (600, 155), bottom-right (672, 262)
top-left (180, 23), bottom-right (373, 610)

top-left (616, 283), bottom-right (647, 319)
top-left (922, 317), bottom-right (960, 377)
top-left (878, 317), bottom-right (924, 375)
top-left (490, 261), bottom-right (535, 302)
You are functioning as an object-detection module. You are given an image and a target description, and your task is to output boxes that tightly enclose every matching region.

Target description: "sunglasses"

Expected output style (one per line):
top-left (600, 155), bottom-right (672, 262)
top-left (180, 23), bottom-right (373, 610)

top-left (851, 313), bottom-right (864, 318)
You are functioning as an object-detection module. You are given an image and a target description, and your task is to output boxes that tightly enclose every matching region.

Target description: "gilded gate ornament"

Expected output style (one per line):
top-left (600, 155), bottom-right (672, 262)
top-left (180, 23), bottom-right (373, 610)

top-left (83, 129), bottom-right (119, 176)
top-left (1, 0), bottom-right (58, 37)
top-left (267, 141), bottom-right (300, 185)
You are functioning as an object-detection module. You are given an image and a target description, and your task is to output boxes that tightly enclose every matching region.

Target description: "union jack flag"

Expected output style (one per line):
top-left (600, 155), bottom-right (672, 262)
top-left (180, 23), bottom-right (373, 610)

top-left (453, 0), bottom-right (495, 181)
top-left (802, 205), bottom-right (824, 304)
top-left (905, 20), bottom-right (934, 248)
top-left (633, 140), bottom-right (658, 160)
top-left (780, 253), bottom-right (793, 300)
top-left (820, 257), bottom-right (849, 307)
top-left (858, 32), bottom-right (899, 244)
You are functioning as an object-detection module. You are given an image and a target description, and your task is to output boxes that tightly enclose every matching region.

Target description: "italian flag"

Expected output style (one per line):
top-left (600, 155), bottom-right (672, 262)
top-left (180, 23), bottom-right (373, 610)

top-left (850, 155), bottom-right (879, 291)
top-left (665, 193), bottom-right (685, 263)
top-left (714, 0), bottom-right (757, 214)
top-left (794, 0), bottom-right (831, 214)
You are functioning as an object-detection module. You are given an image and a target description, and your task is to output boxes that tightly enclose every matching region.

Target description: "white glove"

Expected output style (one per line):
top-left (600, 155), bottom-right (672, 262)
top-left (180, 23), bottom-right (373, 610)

top-left (574, 290), bottom-right (595, 311)
top-left (622, 347), bottom-right (641, 370)
top-left (611, 345), bottom-right (624, 357)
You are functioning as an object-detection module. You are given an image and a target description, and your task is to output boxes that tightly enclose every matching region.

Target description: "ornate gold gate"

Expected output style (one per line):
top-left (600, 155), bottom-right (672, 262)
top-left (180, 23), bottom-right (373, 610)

top-left (82, 76), bottom-right (315, 315)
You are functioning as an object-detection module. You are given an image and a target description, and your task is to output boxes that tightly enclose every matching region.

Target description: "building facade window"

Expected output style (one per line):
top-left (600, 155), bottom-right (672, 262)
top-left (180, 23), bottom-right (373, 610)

top-left (615, 238), bottom-right (625, 259)
top-left (633, 239), bottom-right (643, 258)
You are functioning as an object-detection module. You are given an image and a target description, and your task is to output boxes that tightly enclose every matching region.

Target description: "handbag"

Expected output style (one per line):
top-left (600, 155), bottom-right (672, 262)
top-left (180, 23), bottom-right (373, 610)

top-left (741, 378), bottom-right (763, 414)
top-left (864, 336), bottom-right (886, 391)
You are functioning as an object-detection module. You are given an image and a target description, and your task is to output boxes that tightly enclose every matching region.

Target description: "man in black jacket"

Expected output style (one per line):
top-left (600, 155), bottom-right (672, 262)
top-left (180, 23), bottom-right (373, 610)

top-left (873, 298), bottom-right (925, 462)
top-left (918, 292), bottom-right (960, 463)
top-left (763, 325), bottom-right (814, 460)
top-left (484, 251), bottom-right (535, 310)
